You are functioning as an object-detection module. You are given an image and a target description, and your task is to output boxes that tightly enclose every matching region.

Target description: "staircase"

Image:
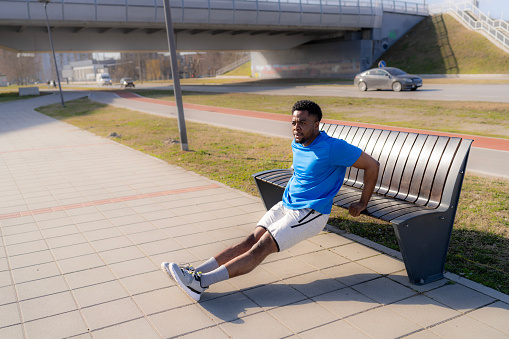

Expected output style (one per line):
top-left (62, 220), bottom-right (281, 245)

top-left (429, 1), bottom-right (509, 53)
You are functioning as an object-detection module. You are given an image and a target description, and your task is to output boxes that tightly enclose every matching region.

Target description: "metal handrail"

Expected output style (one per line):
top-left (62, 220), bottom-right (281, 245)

top-left (429, 1), bottom-right (509, 51)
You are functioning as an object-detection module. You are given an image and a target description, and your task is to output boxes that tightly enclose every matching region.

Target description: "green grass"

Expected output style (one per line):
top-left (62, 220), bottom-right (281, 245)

top-left (130, 89), bottom-right (509, 139)
top-left (223, 61), bottom-right (252, 76)
top-left (35, 97), bottom-right (509, 294)
top-left (376, 14), bottom-right (509, 74)
top-left (0, 91), bottom-right (43, 102)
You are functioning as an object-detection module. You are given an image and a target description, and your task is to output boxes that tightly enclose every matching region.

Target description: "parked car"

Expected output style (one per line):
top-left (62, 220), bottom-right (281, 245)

top-left (354, 67), bottom-right (422, 92)
top-left (120, 77), bottom-right (135, 88)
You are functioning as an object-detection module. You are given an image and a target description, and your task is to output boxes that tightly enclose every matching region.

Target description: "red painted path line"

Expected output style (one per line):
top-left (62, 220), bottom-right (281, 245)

top-left (0, 184), bottom-right (221, 220)
top-left (114, 91), bottom-right (509, 152)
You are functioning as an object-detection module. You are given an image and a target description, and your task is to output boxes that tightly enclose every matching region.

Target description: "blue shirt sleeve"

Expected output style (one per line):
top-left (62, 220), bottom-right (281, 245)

top-left (329, 138), bottom-right (363, 167)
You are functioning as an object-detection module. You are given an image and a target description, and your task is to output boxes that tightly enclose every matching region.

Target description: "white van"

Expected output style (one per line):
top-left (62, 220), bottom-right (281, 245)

top-left (96, 73), bottom-right (112, 86)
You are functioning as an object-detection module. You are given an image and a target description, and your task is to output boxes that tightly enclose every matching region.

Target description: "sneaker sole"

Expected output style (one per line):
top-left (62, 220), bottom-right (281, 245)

top-left (163, 262), bottom-right (201, 302)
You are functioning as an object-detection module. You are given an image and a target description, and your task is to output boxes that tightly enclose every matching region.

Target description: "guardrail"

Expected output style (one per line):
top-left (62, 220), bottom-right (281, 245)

top-left (1, 0), bottom-right (427, 28)
top-left (429, 1), bottom-right (509, 51)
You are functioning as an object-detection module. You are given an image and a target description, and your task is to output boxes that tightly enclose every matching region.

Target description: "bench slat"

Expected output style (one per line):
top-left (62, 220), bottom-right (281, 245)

top-left (406, 135), bottom-right (439, 203)
top-left (427, 137), bottom-right (461, 208)
top-left (394, 134), bottom-right (428, 201)
top-left (374, 131), bottom-right (399, 192)
top-left (377, 132), bottom-right (410, 195)
top-left (386, 133), bottom-right (419, 198)
top-left (346, 128), bottom-right (375, 187)
top-left (415, 136), bottom-right (450, 206)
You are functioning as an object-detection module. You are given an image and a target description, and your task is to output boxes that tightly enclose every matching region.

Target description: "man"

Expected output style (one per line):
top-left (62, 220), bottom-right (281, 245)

top-left (162, 99), bottom-right (380, 301)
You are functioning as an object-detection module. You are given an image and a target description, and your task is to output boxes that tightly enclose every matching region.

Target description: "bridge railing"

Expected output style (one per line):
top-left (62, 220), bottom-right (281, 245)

top-left (429, 1), bottom-right (509, 51)
top-left (1, 0), bottom-right (427, 29)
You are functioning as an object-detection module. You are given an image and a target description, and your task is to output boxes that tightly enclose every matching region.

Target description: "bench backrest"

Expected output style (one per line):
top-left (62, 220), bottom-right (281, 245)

top-left (320, 123), bottom-right (473, 209)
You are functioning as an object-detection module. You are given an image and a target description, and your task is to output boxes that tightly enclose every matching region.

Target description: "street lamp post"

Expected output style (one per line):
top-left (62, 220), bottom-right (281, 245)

top-left (39, 0), bottom-right (65, 107)
top-left (163, 0), bottom-right (189, 151)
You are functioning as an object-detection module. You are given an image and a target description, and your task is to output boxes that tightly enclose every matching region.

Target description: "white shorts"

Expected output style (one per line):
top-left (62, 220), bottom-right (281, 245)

top-left (257, 201), bottom-right (330, 252)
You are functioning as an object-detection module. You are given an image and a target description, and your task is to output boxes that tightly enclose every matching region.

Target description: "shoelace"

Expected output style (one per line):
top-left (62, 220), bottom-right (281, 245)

top-left (178, 263), bottom-right (195, 274)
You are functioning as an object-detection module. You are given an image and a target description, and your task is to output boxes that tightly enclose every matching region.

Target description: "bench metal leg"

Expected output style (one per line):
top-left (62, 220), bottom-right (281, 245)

top-left (393, 212), bottom-right (454, 285)
top-left (254, 177), bottom-right (285, 211)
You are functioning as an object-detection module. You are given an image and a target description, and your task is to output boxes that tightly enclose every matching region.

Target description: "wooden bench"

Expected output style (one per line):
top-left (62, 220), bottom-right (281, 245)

top-left (253, 123), bottom-right (473, 285)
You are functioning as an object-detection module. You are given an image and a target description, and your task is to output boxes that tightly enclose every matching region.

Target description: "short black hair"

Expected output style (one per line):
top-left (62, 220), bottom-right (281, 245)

top-left (292, 100), bottom-right (322, 122)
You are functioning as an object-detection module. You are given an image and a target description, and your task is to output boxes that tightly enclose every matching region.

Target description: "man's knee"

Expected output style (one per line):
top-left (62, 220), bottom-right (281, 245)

top-left (249, 232), bottom-right (278, 260)
top-left (240, 227), bottom-right (266, 250)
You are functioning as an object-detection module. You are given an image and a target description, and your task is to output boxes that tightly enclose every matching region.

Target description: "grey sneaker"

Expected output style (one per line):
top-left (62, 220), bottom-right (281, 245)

top-left (161, 262), bottom-right (207, 301)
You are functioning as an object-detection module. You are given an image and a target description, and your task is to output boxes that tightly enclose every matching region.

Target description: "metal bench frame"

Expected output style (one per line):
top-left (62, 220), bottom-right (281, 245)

top-left (253, 123), bottom-right (473, 285)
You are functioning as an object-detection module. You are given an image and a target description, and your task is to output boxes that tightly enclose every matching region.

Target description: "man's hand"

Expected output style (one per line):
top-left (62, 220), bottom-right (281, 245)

top-left (348, 201), bottom-right (367, 217)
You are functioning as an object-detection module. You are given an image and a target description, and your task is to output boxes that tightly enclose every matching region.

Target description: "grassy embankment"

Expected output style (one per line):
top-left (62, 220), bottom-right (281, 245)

top-left (35, 95), bottom-right (509, 294)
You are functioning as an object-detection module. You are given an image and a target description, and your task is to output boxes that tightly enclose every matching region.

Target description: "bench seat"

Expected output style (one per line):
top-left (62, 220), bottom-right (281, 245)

top-left (253, 123), bottom-right (473, 285)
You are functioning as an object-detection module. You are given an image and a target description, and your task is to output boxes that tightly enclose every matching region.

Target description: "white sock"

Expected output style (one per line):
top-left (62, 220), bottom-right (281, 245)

top-left (194, 257), bottom-right (219, 273)
top-left (200, 265), bottom-right (229, 288)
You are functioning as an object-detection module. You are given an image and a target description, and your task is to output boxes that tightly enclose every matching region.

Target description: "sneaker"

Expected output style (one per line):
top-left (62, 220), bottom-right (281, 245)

top-left (161, 262), bottom-right (207, 301)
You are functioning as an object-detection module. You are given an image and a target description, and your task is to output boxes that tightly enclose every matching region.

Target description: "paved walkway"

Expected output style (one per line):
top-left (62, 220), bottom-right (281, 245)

top-left (1, 93), bottom-right (508, 338)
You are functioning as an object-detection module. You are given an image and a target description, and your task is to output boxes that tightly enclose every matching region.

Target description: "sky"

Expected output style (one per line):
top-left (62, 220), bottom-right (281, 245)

top-left (416, 0), bottom-right (509, 20)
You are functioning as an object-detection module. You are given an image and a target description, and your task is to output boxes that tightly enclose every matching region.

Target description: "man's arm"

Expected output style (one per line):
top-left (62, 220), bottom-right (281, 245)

top-left (348, 151), bottom-right (380, 217)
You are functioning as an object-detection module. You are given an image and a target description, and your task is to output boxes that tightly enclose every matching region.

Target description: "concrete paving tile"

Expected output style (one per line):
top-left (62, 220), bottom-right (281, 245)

top-left (182, 211), bottom-right (220, 224)
top-left (222, 214), bottom-right (261, 227)
top-left (192, 218), bottom-right (235, 232)
top-left (16, 275), bottom-right (69, 301)
top-left (330, 242), bottom-right (382, 261)
top-left (284, 270), bottom-right (345, 298)
top-left (6, 239), bottom-right (49, 256)
top-left (64, 266), bottom-right (116, 289)
top-left (268, 299), bottom-right (338, 333)
top-left (242, 283), bottom-right (307, 310)
top-left (3, 231), bottom-right (43, 246)
top-left (179, 325), bottom-right (230, 339)
top-left (261, 249), bottom-right (293, 264)
top-left (77, 219), bottom-right (115, 232)
top-left (356, 253), bottom-right (406, 275)
top-left (235, 203), bottom-right (266, 214)
top-left (117, 221), bottom-right (157, 235)
top-left (40, 225), bottom-right (80, 239)
top-left (312, 287), bottom-right (380, 318)
top-left (24, 310), bottom-right (89, 339)
top-left (132, 203), bottom-right (166, 214)
top-left (19, 291), bottom-right (78, 322)
top-left (80, 297), bottom-right (144, 331)
top-left (149, 304), bottom-right (216, 338)
top-left (109, 214), bottom-right (147, 227)
top-left (90, 318), bottom-right (160, 339)
top-left (346, 307), bottom-right (423, 339)
top-left (0, 285), bottom-right (17, 306)
top-left (58, 253), bottom-right (105, 274)
top-left (324, 261), bottom-right (381, 286)
top-left (132, 286), bottom-right (193, 315)
top-left (121, 270), bottom-right (175, 295)
top-left (0, 303), bottom-right (21, 328)
top-left (82, 227), bottom-right (124, 242)
top-left (206, 226), bottom-right (249, 241)
top-left (137, 238), bottom-right (183, 256)
top-left (95, 202), bottom-right (128, 212)
top-left (46, 233), bottom-right (88, 248)
top-left (200, 292), bottom-right (261, 323)
top-left (7, 250), bottom-right (54, 269)
top-left (199, 280), bottom-right (238, 301)
top-left (52, 243), bottom-right (96, 261)
top-left (151, 249), bottom-right (200, 267)
top-left (73, 280), bottom-right (129, 308)
top-left (142, 210), bottom-right (177, 221)
top-left (101, 208), bottom-right (138, 219)
top-left (228, 266), bottom-right (280, 291)
top-left (351, 277), bottom-right (416, 305)
top-left (466, 301), bottom-right (509, 334)
top-left (388, 295), bottom-right (462, 327)
top-left (0, 324), bottom-right (24, 339)
top-left (150, 215), bottom-right (190, 229)
top-left (299, 319), bottom-right (371, 338)
top-left (11, 261), bottom-right (61, 284)
top-left (286, 239), bottom-right (324, 256)
top-left (430, 314), bottom-right (508, 338)
top-left (90, 236), bottom-right (133, 252)
top-left (175, 232), bottom-right (219, 248)
top-left (99, 246), bottom-right (145, 265)
top-left (108, 257), bottom-right (158, 279)
top-left (0, 257), bottom-right (8, 271)
top-left (161, 223), bottom-right (204, 238)
top-left (404, 330), bottom-right (443, 338)
top-left (219, 311), bottom-right (294, 339)
top-left (295, 249), bottom-right (350, 270)
top-left (1, 223), bottom-right (39, 237)
top-left (36, 217), bottom-right (74, 230)
top-left (0, 215), bottom-right (34, 227)
top-left (261, 257), bottom-right (316, 280)
top-left (425, 283), bottom-right (495, 313)
top-left (126, 229), bottom-right (167, 245)
top-left (188, 242), bottom-right (226, 262)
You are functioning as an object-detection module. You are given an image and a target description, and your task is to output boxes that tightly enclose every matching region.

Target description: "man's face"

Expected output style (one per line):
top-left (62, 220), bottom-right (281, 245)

top-left (292, 110), bottom-right (319, 146)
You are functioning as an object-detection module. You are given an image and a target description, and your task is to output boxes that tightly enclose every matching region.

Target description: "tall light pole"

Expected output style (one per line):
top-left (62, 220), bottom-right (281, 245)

top-left (163, 0), bottom-right (188, 151)
top-left (39, 0), bottom-right (65, 107)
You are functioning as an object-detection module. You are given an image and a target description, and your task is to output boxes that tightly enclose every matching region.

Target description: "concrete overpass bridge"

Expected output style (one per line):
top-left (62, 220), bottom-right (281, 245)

top-left (0, 0), bottom-right (428, 78)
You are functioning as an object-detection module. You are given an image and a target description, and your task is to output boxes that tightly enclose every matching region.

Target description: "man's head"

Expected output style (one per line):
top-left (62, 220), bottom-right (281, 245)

top-left (291, 100), bottom-right (322, 146)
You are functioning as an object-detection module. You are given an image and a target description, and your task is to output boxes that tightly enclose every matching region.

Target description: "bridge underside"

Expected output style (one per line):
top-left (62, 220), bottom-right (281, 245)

top-left (0, 22), bottom-right (360, 52)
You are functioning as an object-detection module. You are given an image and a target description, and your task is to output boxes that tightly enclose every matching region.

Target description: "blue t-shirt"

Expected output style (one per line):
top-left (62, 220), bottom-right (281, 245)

top-left (282, 131), bottom-right (362, 214)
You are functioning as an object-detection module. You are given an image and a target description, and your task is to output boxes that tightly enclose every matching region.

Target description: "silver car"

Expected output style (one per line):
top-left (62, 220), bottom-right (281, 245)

top-left (354, 67), bottom-right (422, 92)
